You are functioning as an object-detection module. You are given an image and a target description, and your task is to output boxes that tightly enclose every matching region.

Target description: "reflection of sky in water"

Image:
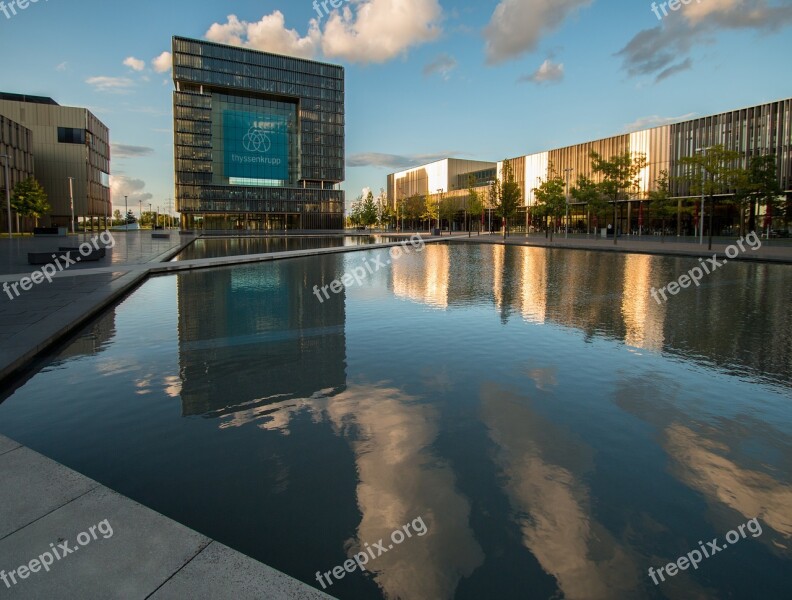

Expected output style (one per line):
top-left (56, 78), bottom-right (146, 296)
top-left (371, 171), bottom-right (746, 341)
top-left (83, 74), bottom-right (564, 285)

top-left (1, 244), bottom-right (791, 599)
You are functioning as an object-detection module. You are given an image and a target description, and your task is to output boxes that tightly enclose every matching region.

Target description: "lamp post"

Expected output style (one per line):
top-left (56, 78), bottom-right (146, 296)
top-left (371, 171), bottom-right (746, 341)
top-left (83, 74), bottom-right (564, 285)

top-left (124, 195), bottom-right (128, 229)
top-left (0, 154), bottom-right (11, 238)
top-left (563, 167), bottom-right (573, 239)
top-left (436, 188), bottom-right (443, 235)
top-left (487, 180), bottom-right (495, 234)
top-left (694, 146), bottom-right (712, 245)
top-left (67, 177), bottom-right (75, 234)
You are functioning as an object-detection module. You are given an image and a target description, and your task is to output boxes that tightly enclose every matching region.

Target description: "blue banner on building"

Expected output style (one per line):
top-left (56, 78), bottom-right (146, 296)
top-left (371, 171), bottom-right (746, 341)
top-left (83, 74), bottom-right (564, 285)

top-left (223, 110), bottom-right (288, 180)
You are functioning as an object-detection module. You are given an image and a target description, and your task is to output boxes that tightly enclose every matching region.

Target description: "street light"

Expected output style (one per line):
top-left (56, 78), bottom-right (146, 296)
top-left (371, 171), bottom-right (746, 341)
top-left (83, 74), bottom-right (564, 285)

top-left (694, 146), bottom-right (712, 245)
top-left (436, 188), bottom-right (443, 235)
top-left (0, 154), bottom-right (11, 238)
top-left (564, 167), bottom-right (573, 239)
top-left (67, 177), bottom-right (75, 234)
top-left (124, 195), bottom-right (128, 229)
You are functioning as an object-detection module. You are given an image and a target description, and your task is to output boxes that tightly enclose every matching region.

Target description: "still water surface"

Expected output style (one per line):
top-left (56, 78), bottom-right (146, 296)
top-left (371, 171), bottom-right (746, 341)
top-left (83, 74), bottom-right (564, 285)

top-left (1, 243), bottom-right (791, 599)
top-left (172, 235), bottom-right (393, 261)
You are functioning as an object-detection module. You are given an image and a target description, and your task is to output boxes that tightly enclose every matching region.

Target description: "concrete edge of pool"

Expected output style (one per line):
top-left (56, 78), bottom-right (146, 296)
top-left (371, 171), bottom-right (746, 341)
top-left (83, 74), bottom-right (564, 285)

top-left (0, 434), bottom-right (336, 599)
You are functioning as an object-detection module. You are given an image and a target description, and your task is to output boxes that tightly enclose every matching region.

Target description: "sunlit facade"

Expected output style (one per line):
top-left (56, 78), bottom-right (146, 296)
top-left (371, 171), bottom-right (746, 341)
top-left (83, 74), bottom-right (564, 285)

top-left (503, 97), bottom-right (792, 235)
top-left (172, 37), bottom-right (345, 230)
top-left (0, 92), bottom-right (110, 230)
top-left (387, 158), bottom-right (496, 204)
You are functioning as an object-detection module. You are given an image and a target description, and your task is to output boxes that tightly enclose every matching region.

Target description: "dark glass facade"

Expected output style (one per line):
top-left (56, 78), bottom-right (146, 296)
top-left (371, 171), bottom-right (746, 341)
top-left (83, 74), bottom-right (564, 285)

top-left (172, 36), bottom-right (345, 230)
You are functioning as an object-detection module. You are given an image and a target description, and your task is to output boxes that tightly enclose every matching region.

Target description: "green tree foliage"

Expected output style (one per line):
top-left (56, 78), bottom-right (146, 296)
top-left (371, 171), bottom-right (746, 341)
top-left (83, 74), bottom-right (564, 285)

top-left (360, 190), bottom-right (378, 229)
top-left (494, 160), bottom-right (522, 238)
top-left (589, 150), bottom-right (648, 245)
top-left (648, 170), bottom-right (675, 243)
top-left (532, 164), bottom-right (566, 242)
top-left (571, 175), bottom-right (606, 234)
top-left (747, 154), bottom-right (783, 232)
top-left (439, 195), bottom-right (457, 234)
top-left (11, 177), bottom-right (50, 226)
top-left (679, 144), bottom-right (740, 249)
top-left (467, 175), bottom-right (484, 235)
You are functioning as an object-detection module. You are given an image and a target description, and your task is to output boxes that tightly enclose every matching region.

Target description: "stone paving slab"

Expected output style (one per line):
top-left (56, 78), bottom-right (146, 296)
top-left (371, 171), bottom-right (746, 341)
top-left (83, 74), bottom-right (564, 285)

top-left (452, 233), bottom-right (792, 264)
top-left (150, 540), bottom-right (335, 600)
top-left (0, 436), bottom-right (335, 599)
top-left (0, 446), bottom-right (98, 539)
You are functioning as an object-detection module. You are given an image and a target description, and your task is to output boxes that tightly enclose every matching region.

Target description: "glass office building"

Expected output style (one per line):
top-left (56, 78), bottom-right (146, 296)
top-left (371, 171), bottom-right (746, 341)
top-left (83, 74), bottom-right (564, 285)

top-left (172, 36), bottom-right (345, 230)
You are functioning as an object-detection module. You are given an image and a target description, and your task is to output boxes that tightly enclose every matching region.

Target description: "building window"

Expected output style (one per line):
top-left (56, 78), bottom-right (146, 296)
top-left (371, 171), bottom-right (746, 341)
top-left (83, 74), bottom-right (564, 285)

top-left (57, 127), bottom-right (85, 144)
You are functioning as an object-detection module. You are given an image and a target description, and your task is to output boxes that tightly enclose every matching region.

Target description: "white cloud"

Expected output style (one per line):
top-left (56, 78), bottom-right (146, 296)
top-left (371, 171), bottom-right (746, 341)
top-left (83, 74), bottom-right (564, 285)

top-left (152, 51), bottom-right (172, 73)
top-left (321, 0), bottom-right (442, 63)
top-left (519, 59), bottom-right (564, 84)
top-left (55, 62), bottom-right (68, 72)
top-left (206, 12), bottom-right (320, 59)
top-left (85, 76), bottom-right (135, 93)
top-left (204, 2), bottom-right (443, 65)
top-left (110, 175), bottom-right (153, 204)
top-left (123, 56), bottom-right (145, 71)
top-left (484, 0), bottom-right (591, 64)
top-left (622, 112), bottom-right (697, 133)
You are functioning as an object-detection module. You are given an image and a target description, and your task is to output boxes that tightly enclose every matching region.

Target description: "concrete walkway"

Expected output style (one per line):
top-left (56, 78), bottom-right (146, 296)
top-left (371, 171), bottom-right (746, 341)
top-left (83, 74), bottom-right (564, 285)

top-left (0, 434), bottom-right (334, 599)
top-left (444, 231), bottom-right (792, 264)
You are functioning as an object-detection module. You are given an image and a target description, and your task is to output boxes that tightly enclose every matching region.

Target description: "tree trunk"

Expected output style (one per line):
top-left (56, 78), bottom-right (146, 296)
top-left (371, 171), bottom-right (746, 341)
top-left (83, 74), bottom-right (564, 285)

top-left (708, 195), bottom-right (714, 251)
top-left (613, 201), bottom-right (618, 245)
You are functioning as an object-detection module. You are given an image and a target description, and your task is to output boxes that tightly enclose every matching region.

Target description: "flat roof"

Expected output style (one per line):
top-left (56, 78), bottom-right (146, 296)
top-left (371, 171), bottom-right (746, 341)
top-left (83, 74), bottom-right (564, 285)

top-left (0, 92), bottom-right (59, 106)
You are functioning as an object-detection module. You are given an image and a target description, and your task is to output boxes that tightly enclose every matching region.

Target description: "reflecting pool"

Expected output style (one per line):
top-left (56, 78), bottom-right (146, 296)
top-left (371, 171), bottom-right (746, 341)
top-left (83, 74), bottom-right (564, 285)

top-left (1, 243), bottom-right (791, 599)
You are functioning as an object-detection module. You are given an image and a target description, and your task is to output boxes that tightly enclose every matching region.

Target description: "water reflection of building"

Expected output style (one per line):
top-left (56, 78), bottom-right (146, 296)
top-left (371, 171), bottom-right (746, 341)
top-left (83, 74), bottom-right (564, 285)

top-left (54, 311), bottom-right (116, 361)
top-left (391, 244), bottom-right (450, 308)
top-left (398, 243), bottom-right (792, 385)
top-left (176, 254), bottom-right (347, 416)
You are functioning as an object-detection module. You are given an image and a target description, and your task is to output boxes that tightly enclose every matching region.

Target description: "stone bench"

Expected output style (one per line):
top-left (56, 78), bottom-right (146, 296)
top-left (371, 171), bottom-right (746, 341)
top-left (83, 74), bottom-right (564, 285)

top-left (27, 247), bottom-right (106, 265)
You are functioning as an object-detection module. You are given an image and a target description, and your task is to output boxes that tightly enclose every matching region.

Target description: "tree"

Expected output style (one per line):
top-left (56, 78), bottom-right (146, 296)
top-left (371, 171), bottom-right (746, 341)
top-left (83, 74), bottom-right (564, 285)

top-left (467, 176), bottom-right (484, 235)
top-left (494, 160), bottom-right (522, 238)
top-left (360, 190), bottom-right (378, 229)
top-left (376, 188), bottom-right (393, 230)
top-left (589, 150), bottom-right (648, 245)
top-left (439, 195), bottom-right (457, 234)
top-left (423, 193), bottom-right (438, 232)
top-left (348, 196), bottom-right (363, 228)
top-left (648, 170), bottom-right (675, 243)
top-left (747, 154), bottom-right (782, 236)
top-left (571, 175), bottom-right (605, 236)
top-left (679, 144), bottom-right (740, 250)
top-left (532, 164), bottom-right (566, 242)
top-left (113, 209), bottom-right (122, 224)
top-left (11, 177), bottom-right (50, 227)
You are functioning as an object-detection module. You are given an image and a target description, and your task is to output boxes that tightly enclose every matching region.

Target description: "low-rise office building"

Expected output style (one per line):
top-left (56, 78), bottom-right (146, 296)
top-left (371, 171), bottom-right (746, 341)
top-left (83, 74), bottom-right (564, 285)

top-left (502, 97), bottom-right (792, 235)
top-left (0, 93), bottom-right (110, 231)
top-left (386, 98), bottom-right (792, 235)
top-left (172, 36), bottom-right (345, 231)
top-left (0, 112), bottom-right (34, 233)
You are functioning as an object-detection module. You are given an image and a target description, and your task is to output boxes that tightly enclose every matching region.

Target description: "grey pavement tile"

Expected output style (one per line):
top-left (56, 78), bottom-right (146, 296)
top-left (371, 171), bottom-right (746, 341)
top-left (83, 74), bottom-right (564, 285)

top-left (0, 447), bottom-right (99, 540)
top-left (0, 435), bottom-right (21, 456)
top-left (150, 541), bottom-right (335, 600)
top-left (0, 486), bottom-right (210, 599)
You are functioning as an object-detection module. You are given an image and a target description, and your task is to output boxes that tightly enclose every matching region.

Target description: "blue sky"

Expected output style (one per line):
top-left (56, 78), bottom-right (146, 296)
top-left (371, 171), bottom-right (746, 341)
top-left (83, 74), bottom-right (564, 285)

top-left (0, 0), bottom-right (790, 213)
